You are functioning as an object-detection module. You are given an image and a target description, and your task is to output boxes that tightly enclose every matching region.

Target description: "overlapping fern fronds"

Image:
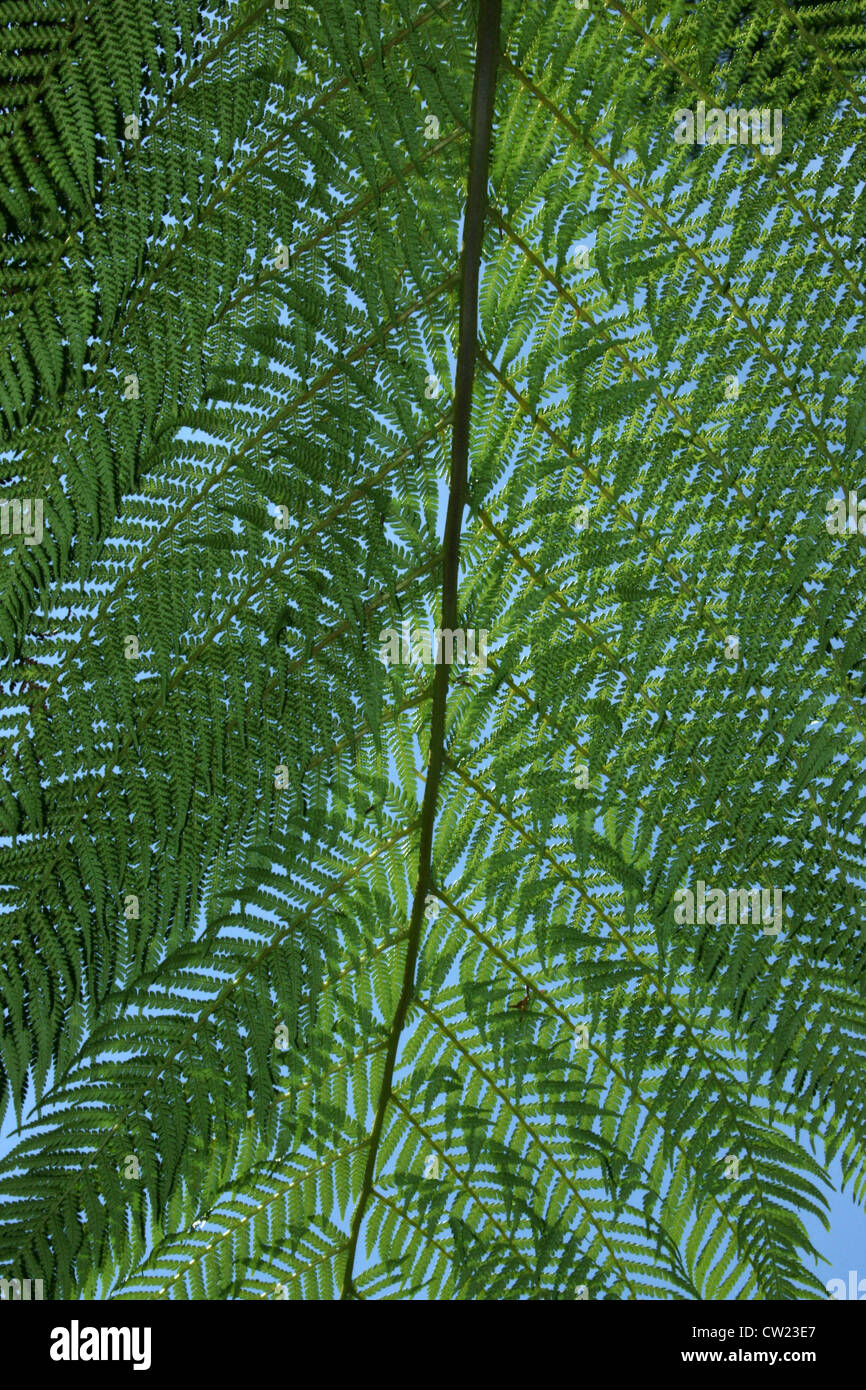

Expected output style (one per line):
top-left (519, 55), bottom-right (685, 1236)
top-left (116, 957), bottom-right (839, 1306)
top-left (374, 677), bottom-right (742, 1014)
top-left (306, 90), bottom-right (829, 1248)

top-left (0, 0), bottom-right (864, 1300)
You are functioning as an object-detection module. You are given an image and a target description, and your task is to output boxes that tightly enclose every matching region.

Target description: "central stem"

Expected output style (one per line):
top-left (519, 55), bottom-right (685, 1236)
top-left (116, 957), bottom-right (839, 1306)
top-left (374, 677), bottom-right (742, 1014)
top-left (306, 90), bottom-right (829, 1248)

top-left (339, 0), bottom-right (502, 1299)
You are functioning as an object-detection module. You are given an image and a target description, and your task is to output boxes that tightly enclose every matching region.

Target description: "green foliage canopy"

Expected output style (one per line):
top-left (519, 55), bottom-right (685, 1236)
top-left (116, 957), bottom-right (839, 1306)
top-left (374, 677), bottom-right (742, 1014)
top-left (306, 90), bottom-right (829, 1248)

top-left (0, 0), bottom-right (864, 1300)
